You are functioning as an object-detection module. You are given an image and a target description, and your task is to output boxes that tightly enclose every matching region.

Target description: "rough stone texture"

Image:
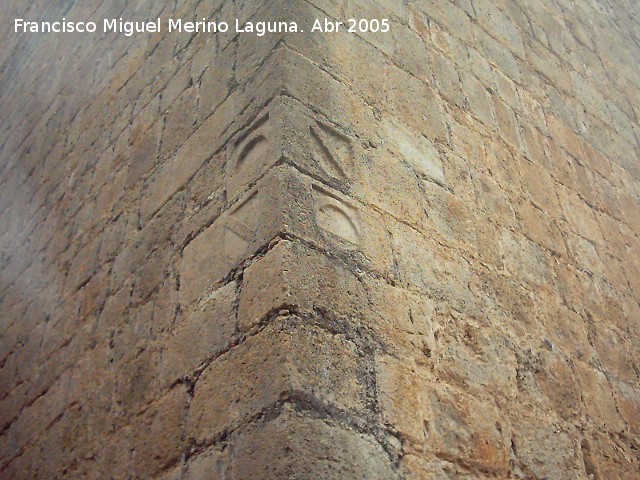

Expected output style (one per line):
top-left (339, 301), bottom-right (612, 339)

top-left (1, 0), bottom-right (639, 478)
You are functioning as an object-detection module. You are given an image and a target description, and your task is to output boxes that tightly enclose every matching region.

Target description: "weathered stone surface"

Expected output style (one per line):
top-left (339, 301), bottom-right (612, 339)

top-left (159, 281), bottom-right (237, 387)
top-left (183, 447), bottom-right (227, 480)
top-left (131, 385), bottom-right (188, 478)
top-left (229, 406), bottom-right (399, 480)
top-left (237, 239), bottom-right (368, 331)
top-left (186, 319), bottom-right (367, 444)
top-left (179, 166), bottom-right (307, 306)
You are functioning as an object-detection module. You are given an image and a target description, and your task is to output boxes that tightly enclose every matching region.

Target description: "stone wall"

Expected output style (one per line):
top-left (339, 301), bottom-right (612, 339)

top-left (1, 0), bottom-right (639, 478)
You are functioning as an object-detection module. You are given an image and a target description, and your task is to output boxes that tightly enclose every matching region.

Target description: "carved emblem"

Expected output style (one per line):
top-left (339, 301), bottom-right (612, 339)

top-left (313, 186), bottom-right (361, 246)
top-left (227, 114), bottom-right (271, 198)
top-left (309, 120), bottom-right (353, 180)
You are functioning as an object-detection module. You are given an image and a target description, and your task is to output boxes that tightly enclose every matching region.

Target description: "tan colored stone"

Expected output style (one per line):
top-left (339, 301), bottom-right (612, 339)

top-left (423, 384), bottom-right (511, 476)
top-left (2, 0), bottom-right (640, 477)
top-left (179, 169), bottom-right (288, 305)
top-left (237, 240), bottom-right (367, 332)
top-left (160, 281), bottom-right (237, 386)
top-left (510, 410), bottom-right (580, 479)
top-left (131, 386), bottom-right (188, 477)
top-left (184, 447), bottom-right (227, 480)
top-left (230, 406), bottom-right (399, 480)
top-left (186, 320), bottom-right (367, 444)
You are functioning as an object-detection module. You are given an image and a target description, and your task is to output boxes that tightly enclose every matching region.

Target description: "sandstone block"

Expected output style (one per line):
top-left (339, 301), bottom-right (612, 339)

top-left (510, 410), bottom-right (579, 479)
top-left (390, 221), bottom-right (480, 316)
top-left (237, 240), bottom-right (367, 332)
top-left (160, 282), bottom-right (237, 386)
top-left (461, 72), bottom-right (495, 129)
top-left (186, 320), bottom-right (366, 444)
top-left (184, 446), bottom-right (227, 480)
top-left (229, 407), bottom-right (399, 480)
top-left (199, 41), bottom-right (236, 122)
top-left (423, 384), bottom-right (511, 476)
top-left (557, 185), bottom-right (605, 245)
top-left (179, 167), bottom-right (293, 306)
top-left (131, 386), bottom-right (188, 478)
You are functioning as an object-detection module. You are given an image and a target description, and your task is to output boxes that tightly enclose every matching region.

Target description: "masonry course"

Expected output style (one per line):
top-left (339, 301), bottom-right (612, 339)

top-left (0, 0), bottom-right (639, 478)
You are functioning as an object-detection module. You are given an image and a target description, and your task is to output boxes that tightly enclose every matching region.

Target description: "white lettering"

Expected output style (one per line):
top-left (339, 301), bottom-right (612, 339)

top-left (103, 18), bottom-right (116, 32)
top-left (104, 18), bottom-right (160, 36)
top-left (236, 20), bottom-right (298, 36)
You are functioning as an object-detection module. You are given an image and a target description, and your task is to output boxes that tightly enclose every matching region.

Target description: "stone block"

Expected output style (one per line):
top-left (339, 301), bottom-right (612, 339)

top-left (382, 116), bottom-right (445, 186)
top-left (472, 171), bottom-right (518, 230)
top-left (422, 384), bottom-right (511, 476)
top-left (535, 349), bottom-right (582, 420)
top-left (131, 386), bottom-right (188, 478)
top-left (519, 158), bottom-right (562, 218)
top-left (556, 185), bottom-right (605, 245)
top-left (64, 236), bottom-right (100, 294)
top-left (477, 30), bottom-right (522, 83)
top-left (184, 446), bottom-right (228, 480)
top-left (473, 0), bottom-right (525, 58)
top-left (160, 85), bottom-right (199, 160)
top-left (375, 355), bottom-right (429, 446)
top-left (420, 179), bottom-right (478, 247)
top-left (237, 240), bottom-right (367, 332)
top-left (186, 320), bottom-right (367, 444)
top-left (566, 233), bottom-right (603, 277)
top-left (581, 429), bottom-right (640, 479)
top-left (510, 410), bottom-right (579, 479)
top-left (126, 95), bottom-right (161, 188)
top-left (229, 406), bottom-right (399, 480)
top-left (390, 221), bottom-right (480, 316)
top-left (611, 380), bottom-right (640, 434)
top-left (160, 282), bottom-right (237, 386)
top-left (537, 298), bottom-right (591, 360)
top-left (179, 166), bottom-right (309, 306)
top-left (113, 345), bottom-right (162, 415)
top-left (416, 0), bottom-right (474, 43)
top-left (432, 320), bottom-right (518, 400)
top-left (492, 96), bottom-right (524, 153)
top-left (199, 41), bottom-right (236, 122)
top-left (514, 199), bottom-right (566, 257)
top-left (461, 72), bottom-right (495, 129)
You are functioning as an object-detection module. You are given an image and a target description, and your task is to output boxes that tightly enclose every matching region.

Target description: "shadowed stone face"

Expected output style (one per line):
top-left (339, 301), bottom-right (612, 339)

top-left (1, 0), bottom-right (639, 478)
